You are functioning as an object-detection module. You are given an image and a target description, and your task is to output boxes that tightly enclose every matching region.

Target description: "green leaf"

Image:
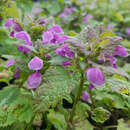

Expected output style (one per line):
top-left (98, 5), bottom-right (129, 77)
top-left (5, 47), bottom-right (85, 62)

top-left (92, 107), bottom-right (111, 123)
top-left (35, 66), bottom-right (78, 111)
top-left (75, 120), bottom-right (94, 130)
top-left (0, 86), bottom-right (19, 106)
top-left (5, 2), bottom-right (20, 18)
top-left (99, 31), bottom-right (116, 39)
top-left (117, 119), bottom-right (130, 130)
top-left (47, 110), bottom-right (67, 130)
top-left (43, 2), bottom-right (61, 15)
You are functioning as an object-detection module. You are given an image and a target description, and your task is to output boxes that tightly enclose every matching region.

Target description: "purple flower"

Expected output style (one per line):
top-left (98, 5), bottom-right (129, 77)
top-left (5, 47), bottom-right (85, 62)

top-left (59, 12), bottom-right (67, 18)
top-left (6, 59), bottom-right (15, 67)
top-left (113, 45), bottom-right (129, 57)
top-left (27, 72), bottom-right (42, 89)
top-left (10, 31), bottom-right (15, 37)
top-left (49, 25), bottom-right (63, 34)
top-left (28, 56), bottom-right (43, 71)
top-left (88, 84), bottom-right (95, 90)
top-left (14, 67), bottom-right (20, 78)
top-left (126, 27), bottom-right (130, 35)
top-left (42, 25), bottom-right (67, 44)
top-left (61, 61), bottom-right (72, 66)
top-left (107, 24), bottom-right (113, 30)
top-left (42, 31), bottom-right (54, 44)
top-left (86, 67), bottom-right (105, 86)
top-left (4, 18), bottom-right (14, 27)
top-left (15, 31), bottom-right (32, 45)
top-left (83, 14), bottom-right (92, 24)
top-left (45, 53), bottom-right (51, 60)
top-left (13, 22), bottom-right (22, 32)
top-left (59, 7), bottom-right (74, 18)
top-left (39, 20), bottom-right (46, 25)
top-left (55, 44), bottom-right (74, 59)
top-left (82, 91), bottom-right (89, 102)
top-left (98, 57), bottom-right (105, 64)
top-left (57, 35), bottom-right (68, 43)
top-left (18, 45), bottom-right (31, 54)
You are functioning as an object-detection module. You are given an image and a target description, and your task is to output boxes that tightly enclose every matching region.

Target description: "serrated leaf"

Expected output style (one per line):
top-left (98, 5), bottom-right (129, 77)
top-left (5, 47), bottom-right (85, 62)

top-left (92, 107), bottom-right (110, 123)
top-left (117, 119), bottom-right (130, 130)
top-left (75, 120), bottom-right (93, 130)
top-left (0, 86), bottom-right (19, 106)
top-left (35, 66), bottom-right (78, 111)
top-left (47, 110), bottom-right (67, 130)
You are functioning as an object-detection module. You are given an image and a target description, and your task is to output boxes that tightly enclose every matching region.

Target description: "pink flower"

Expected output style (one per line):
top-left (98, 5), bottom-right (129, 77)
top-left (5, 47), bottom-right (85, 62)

top-left (18, 45), bottom-right (31, 54)
top-left (82, 91), bottom-right (89, 102)
top-left (28, 56), bottom-right (43, 71)
top-left (4, 18), bottom-right (14, 27)
top-left (113, 45), bottom-right (129, 57)
top-left (6, 59), bottom-right (15, 67)
top-left (13, 67), bottom-right (20, 78)
top-left (13, 22), bottom-right (22, 32)
top-left (42, 31), bottom-right (54, 44)
top-left (10, 31), bottom-right (15, 37)
top-left (49, 25), bottom-right (63, 34)
top-left (126, 27), bottom-right (130, 35)
top-left (107, 24), bottom-right (113, 30)
top-left (83, 14), bottom-right (92, 24)
top-left (61, 61), bottom-right (72, 66)
top-left (55, 44), bottom-right (74, 59)
top-left (59, 12), bottom-right (67, 18)
top-left (86, 67), bottom-right (105, 86)
top-left (15, 31), bottom-right (32, 45)
top-left (27, 72), bottom-right (42, 89)
top-left (42, 25), bottom-right (68, 44)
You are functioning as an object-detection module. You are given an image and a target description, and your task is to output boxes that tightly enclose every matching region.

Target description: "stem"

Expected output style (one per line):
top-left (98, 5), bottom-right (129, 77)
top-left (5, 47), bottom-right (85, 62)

top-left (69, 70), bottom-right (84, 123)
top-left (89, 89), bottom-right (96, 109)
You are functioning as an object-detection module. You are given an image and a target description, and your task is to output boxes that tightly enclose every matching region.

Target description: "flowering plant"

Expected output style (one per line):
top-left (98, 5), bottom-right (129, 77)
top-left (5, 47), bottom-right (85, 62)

top-left (0, 0), bottom-right (130, 130)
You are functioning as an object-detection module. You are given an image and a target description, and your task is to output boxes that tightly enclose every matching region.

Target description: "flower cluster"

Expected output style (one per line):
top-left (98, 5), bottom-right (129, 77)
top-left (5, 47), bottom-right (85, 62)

top-left (27, 56), bottom-right (43, 89)
top-left (4, 18), bottom-right (22, 37)
top-left (42, 25), bottom-right (68, 44)
top-left (104, 45), bottom-right (128, 69)
top-left (15, 31), bottom-right (33, 54)
top-left (59, 7), bottom-right (74, 18)
top-left (83, 14), bottom-right (93, 24)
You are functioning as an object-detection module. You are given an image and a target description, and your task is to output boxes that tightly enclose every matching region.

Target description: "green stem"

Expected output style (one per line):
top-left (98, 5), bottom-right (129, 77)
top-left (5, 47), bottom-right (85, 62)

top-left (69, 70), bottom-right (84, 123)
top-left (89, 89), bottom-right (96, 109)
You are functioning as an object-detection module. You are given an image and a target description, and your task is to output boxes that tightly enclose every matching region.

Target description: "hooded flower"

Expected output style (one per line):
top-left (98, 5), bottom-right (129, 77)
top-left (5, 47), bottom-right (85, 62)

top-left (82, 91), bottom-right (90, 102)
top-left (49, 25), bottom-right (63, 34)
top-left (15, 31), bottom-right (32, 45)
top-left (86, 67), bottom-right (105, 86)
top-left (6, 59), bottom-right (15, 67)
top-left (13, 22), bottom-right (22, 32)
top-left (55, 44), bottom-right (74, 59)
top-left (4, 18), bottom-right (22, 32)
top-left (13, 67), bottom-right (20, 78)
top-left (61, 61), bottom-right (72, 66)
top-left (113, 45), bottom-right (129, 57)
top-left (126, 27), bottom-right (130, 35)
top-left (15, 31), bottom-right (32, 54)
top-left (42, 25), bottom-right (68, 44)
top-left (28, 56), bottom-right (43, 71)
top-left (10, 31), bottom-right (15, 37)
top-left (27, 72), bottom-right (42, 89)
top-left (18, 45), bottom-right (32, 54)
top-left (4, 18), bottom-right (14, 28)
top-left (83, 14), bottom-right (92, 24)
top-left (59, 7), bottom-right (74, 18)
top-left (107, 24), bottom-right (113, 30)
